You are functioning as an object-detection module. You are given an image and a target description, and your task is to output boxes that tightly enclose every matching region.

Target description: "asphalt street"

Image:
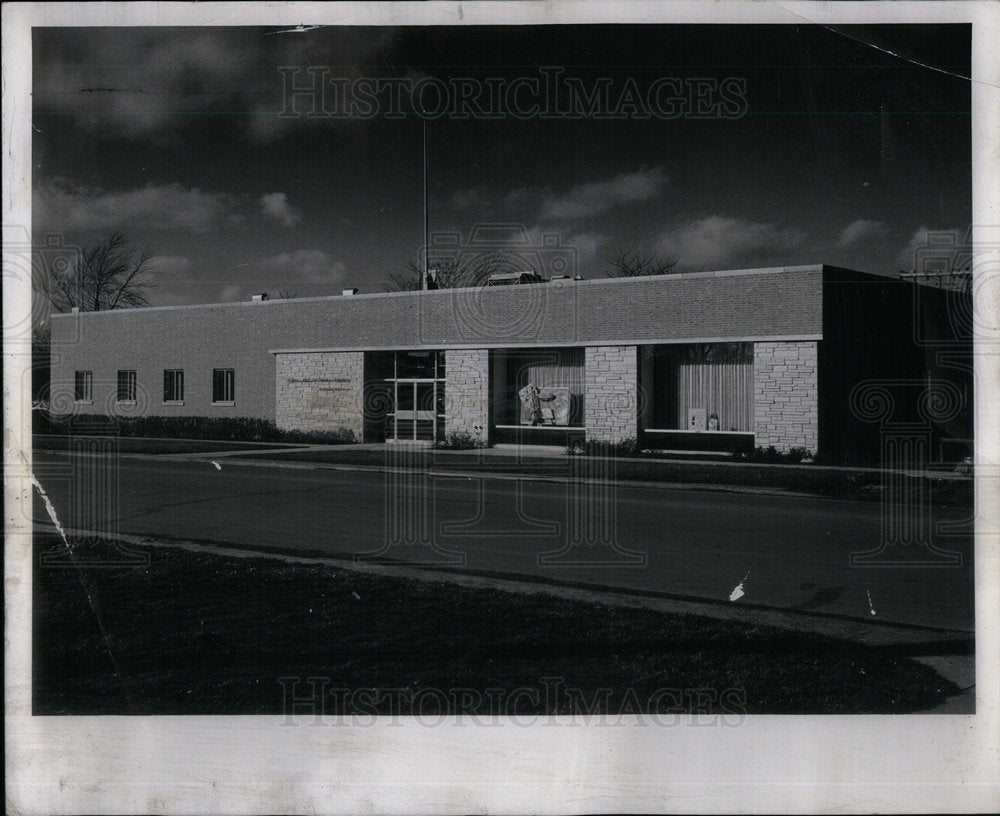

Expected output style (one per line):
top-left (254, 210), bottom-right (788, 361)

top-left (29, 450), bottom-right (976, 632)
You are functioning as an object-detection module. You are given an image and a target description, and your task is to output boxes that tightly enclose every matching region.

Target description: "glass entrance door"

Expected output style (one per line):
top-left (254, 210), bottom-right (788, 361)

top-left (383, 351), bottom-right (446, 443)
top-left (391, 380), bottom-right (441, 441)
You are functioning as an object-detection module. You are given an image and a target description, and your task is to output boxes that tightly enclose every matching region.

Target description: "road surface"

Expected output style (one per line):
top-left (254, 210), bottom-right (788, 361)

top-left (28, 450), bottom-right (976, 632)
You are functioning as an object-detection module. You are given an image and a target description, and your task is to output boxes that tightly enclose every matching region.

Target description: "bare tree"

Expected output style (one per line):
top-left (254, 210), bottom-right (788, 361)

top-left (605, 251), bottom-right (679, 278)
top-left (40, 232), bottom-right (155, 312)
top-left (274, 288), bottom-right (303, 299)
top-left (383, 252), bottom-right (525, 292)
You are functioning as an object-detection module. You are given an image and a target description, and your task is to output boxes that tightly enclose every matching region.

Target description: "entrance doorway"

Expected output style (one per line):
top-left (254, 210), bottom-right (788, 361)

top-left (391, 379), bottom-right (444, 441)
top-left (374, 350), bottom-right (446, 443)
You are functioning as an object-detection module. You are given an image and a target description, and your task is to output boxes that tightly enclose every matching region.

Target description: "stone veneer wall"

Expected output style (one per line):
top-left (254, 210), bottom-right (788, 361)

top-left (753, 341), bottom-right (818, 452)
top-left (585, 345), bottom-right (638, 444)
top-left (445, 349), bottom-right (490, 442)
top-left (275, 351), bottom-right (364, 439)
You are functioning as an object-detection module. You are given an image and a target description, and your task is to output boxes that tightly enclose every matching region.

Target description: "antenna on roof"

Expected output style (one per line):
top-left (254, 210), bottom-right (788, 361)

top-left (422, 115), bottom-right (428, 290)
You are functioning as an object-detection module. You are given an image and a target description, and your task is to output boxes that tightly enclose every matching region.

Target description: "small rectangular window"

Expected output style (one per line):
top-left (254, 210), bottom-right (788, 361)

top-left (74, 371), bottom-right (93, 402)
top-left (117, 370), bottom-right (136, 402)
top-left (212, 368), bottom-right (235, 404)
top-left (163, 370), bottom-right (184, 403)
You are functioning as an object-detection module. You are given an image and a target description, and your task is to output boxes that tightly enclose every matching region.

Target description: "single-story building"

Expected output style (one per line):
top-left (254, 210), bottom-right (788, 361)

top-left (48, 264), bottom-right (972, 462)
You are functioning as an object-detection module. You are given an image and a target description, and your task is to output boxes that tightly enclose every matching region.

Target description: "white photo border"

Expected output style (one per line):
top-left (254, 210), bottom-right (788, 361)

top-left (4, 2), bottom-right (998, 814)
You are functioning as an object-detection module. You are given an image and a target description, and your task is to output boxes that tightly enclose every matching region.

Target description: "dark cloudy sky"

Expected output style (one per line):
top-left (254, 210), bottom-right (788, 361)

top-left (32, 24), bottom-right (970, 306)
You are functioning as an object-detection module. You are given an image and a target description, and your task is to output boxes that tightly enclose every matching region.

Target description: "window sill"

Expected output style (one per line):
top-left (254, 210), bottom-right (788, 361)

top-left (163, 400), bottom-right (185, 406)
top-left (116, 400), bottom-right (137, 406)
top-left (644, 428), bottom-right (753, 435)
top-left (212, 401), bottom-right (235, 407)
top-left (74, 400), bottom-right (93, 405)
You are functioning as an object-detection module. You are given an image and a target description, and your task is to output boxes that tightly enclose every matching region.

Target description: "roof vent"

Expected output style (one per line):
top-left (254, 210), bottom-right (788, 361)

top-left (343, 288), bottom-right (359, 296)
top-left (251, 293), bottom-right (268, 302)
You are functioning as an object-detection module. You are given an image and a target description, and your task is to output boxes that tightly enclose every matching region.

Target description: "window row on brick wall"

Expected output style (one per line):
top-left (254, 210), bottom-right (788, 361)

top-left (73, 368), bottom-right (236, 405)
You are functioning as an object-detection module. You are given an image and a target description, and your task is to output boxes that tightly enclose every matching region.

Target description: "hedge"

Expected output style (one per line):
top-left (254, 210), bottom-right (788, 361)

top-left (33, 412), bottom-right (356, 444)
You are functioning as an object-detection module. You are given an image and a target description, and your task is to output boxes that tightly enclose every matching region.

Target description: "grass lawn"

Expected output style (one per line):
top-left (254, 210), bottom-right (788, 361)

top-left (33, 534), bottom-right (961, 716)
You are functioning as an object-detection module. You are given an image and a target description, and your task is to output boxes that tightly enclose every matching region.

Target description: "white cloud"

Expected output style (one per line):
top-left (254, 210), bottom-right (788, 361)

top-left (218, 284), bottom-right (246, 302)
top-left (33, 28), bottom-right (411, 144)
top-left (540, 166), bottom-right (668, 221)
top-left (446, 168), bottom-right (668, 224)
top-left (147, 255), bottom-right (193, 277)
top-left (503, 187), bottom-right (549, 213)
top-left (34, 30), bottom-right (275, 142)
top-left (837, 219), bottom-right (889, 248)
top-left (896, 225), bottom-right (966, 270)
top-left (260, 249), bottom-right (347, 283)
top-left (565, 231), bottom-right (609, 265)
top-left (656, 215), bottom-right (805, 268)
top-left (259, 192), bottom-right (301, 227)
top-left (450, 186), bottom-right (492, 212)
top-left (34, 180), bottom-right (237, 234)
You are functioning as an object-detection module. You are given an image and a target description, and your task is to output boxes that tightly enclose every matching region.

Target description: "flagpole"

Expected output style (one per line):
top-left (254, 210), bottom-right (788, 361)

top-left (422, 115), bottom-right (428, 290)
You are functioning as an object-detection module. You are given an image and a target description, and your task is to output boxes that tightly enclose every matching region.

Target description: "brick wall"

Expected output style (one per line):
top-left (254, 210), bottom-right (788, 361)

top-left (585, 345), bottom-right (638, 444)
top-left (753, 341), bottom-right (818, 452)
top-left (275, 351), bottom-right (364, 439)
top-left (49, 267), bottom-right (824, 422)
top-left (49, 305), bottom-right (279, 420)
top-left (444, 349), bottom-right (489, 442)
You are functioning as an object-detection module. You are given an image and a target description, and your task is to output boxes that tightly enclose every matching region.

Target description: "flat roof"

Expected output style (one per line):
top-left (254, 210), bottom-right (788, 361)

top-left (51, 264), bottom-right (834, 318)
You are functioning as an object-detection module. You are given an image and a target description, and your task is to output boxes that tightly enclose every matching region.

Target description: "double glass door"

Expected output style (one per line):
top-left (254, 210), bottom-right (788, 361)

top-left (390, 379), bottom-right (444, 442)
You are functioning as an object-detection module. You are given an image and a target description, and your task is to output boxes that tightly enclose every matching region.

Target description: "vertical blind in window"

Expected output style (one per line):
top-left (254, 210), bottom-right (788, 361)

top-left (213, 369), bottom-right (235, 403)
top-left (502, 348), bottom-right (585, 426)
top-left (74, 371), bottom-right (92, 401)
top-left (163, 370), bottom-right (184, 402)
top-left (116, 370), bottom-right (136, 402)
top-left (653, 343), bottom-right (753, 432)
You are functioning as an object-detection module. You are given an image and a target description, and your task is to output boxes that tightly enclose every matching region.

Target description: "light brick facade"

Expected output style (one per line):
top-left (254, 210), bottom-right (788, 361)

top-left (275, 351), bottom-right (364, 439)
top-left (752, 341), bottom-right (818, 452)
top-left (47, 266), bottom-right (956, 461)
top-left (585, 345), bottom-right (638, 444)
top-left (444, 349), bottom-right (490, 442)
top-left (50, 267), bottom-right (825, 422)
